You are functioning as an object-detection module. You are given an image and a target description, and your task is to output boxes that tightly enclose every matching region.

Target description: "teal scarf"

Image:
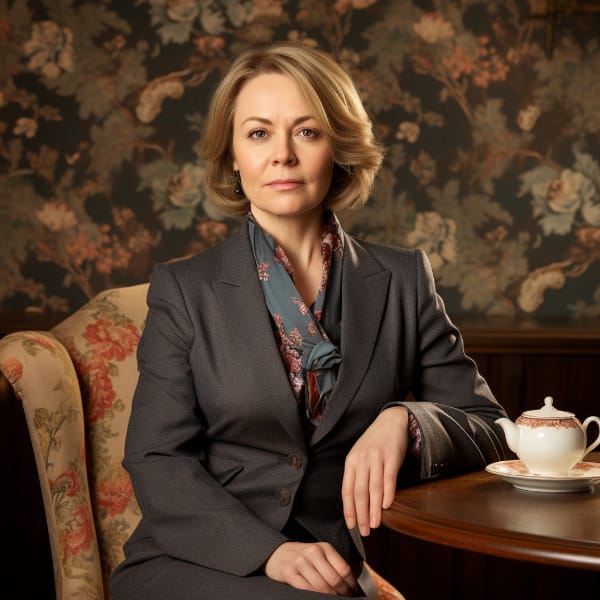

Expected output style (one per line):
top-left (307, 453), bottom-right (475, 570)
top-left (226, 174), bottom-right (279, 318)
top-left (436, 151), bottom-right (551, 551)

top-left (248, 211), bottom-right (343, 427)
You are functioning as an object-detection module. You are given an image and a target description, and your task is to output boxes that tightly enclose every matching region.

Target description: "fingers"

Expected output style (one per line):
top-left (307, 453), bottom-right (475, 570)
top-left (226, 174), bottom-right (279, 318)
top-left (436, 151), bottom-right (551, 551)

top-left (342, 406), bottom-right (411, 536)
top-left (302, 544), bottom-right (356, 595)
top-left (341, 464), bottom-right (357, 531)
top-left (353, 458), bottom-right (372, 536)
top-left (343, 450), bottom-right (384, 536)
top-left (323, 543), bottom-right (358, 594)
top-left (288, 560), bottom-right (339, 595)
top-left (265, 541), bottom-right (358, 596)
top-left (382, 459), bottom-right (399, 509)
top-left (368, 459), bottom-right (384, 530)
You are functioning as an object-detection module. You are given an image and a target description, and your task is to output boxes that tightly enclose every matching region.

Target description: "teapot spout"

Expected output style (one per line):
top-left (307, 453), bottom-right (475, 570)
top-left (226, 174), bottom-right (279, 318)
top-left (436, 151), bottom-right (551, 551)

top-left (495, 417), bottom-right (519, 454)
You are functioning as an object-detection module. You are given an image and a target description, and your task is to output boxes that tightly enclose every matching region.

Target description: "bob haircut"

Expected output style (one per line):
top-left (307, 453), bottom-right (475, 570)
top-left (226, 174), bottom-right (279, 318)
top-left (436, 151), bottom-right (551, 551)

top-left (201, 41), bottom-right (384, 217)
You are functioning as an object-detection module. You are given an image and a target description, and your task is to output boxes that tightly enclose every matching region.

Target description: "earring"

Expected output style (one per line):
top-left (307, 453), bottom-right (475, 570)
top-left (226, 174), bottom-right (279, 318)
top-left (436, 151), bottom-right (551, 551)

top-left (233, 169), bottom-right (244, 197)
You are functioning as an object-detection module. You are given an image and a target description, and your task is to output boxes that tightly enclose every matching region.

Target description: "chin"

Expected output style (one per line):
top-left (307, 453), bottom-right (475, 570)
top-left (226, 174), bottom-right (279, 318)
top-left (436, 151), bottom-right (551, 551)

top-left (255, 200), bottom-right (324, 218)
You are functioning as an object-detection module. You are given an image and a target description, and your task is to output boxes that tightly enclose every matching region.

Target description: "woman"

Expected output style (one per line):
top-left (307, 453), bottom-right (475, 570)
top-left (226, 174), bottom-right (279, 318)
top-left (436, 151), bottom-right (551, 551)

top-left (110, 42), bottom-right (510, 599)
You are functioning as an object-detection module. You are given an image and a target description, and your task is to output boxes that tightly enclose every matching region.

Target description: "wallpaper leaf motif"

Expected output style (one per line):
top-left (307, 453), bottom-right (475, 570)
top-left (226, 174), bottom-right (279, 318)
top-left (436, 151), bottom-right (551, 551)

top-left (1, 0), bottom-right (600, 324)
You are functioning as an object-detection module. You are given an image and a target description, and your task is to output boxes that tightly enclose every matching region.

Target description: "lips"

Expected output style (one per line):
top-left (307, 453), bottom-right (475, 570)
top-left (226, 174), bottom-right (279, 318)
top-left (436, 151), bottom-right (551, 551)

top-left (265, 179), bottom-right (304, 190)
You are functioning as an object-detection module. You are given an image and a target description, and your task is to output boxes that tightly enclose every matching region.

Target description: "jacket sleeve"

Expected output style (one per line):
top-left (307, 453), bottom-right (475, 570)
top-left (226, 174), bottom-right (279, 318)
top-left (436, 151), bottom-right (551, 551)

top-left (123, 264), bottom-right (287, 576)
top-left (399, 250), bottom-right (511, 480)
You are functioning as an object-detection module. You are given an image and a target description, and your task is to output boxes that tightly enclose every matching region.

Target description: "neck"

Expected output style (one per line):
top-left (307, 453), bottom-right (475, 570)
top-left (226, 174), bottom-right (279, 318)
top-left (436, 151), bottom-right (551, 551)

top-left (251, 207), bottom-right (324, 271)
top-left (251, 207), bottom-right (325, 306)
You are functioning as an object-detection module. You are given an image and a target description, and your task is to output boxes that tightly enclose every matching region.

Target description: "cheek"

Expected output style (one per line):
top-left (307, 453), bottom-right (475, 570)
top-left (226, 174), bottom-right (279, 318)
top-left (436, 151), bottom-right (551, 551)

top-left (232, 137), bottom-right (252, 170)
top-left (315, 155), bottom-right (334, 185)
top-left (234, 145), bottom-right (266, 176)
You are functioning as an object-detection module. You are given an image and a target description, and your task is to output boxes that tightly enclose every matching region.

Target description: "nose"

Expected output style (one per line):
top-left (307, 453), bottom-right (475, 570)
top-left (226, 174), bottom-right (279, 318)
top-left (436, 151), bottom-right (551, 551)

top-left (271, 135), bottom-right (297, 166)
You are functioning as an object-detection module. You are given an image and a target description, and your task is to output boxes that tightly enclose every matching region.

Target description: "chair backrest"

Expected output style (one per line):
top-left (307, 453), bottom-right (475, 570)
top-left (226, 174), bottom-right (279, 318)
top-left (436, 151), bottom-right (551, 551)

top-left (0, 283), bottom-right (149, 600)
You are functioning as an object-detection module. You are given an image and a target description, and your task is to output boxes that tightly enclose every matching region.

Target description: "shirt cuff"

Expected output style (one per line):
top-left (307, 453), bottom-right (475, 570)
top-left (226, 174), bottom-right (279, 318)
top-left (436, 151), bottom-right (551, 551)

top-left (407, 411), bottom-right (422, 458)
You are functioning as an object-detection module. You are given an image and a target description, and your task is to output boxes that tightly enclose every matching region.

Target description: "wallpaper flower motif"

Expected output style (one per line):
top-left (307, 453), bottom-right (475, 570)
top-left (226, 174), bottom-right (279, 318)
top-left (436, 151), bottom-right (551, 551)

top-left (1, 0), bottom-right (600, 322)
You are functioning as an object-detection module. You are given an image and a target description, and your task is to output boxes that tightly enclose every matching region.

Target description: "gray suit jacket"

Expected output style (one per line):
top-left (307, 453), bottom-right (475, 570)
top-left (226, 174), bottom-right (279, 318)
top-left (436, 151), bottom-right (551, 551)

top-left (119, 220), bottom-right (509, 581)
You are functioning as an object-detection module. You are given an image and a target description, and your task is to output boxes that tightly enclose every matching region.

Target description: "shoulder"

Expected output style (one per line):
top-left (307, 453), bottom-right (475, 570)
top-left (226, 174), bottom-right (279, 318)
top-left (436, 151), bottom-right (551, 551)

top-left (347, 235), bottom-right (430, 275)
top-left (152, 222), bottom-right (247, 285)
top-left (344, 235), bottom-right (437, 300)
top-left (358, 238), bottom-right (420, 262)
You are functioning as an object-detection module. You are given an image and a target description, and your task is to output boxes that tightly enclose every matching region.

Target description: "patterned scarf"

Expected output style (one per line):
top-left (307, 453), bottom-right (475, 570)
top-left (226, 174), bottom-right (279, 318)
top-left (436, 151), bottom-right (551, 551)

top-left (248, 211), bottom-right (344, 427)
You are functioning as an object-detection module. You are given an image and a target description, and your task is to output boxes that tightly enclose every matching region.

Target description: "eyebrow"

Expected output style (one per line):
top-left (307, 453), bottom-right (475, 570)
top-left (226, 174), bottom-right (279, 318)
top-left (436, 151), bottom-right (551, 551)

top-left (240, 115), bottom-right (316, 127)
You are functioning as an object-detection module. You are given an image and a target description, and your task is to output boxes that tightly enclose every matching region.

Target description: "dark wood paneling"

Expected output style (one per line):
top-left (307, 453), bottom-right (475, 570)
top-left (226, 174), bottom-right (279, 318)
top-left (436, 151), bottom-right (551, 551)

top-left (470, 352), bottom-right (599, 420)
top-left (0, 312), bottom-right (63, 338)
top-left (459, 317), bottom-right (600, 355)
top-left (364, 528), bottom-right (600, 600)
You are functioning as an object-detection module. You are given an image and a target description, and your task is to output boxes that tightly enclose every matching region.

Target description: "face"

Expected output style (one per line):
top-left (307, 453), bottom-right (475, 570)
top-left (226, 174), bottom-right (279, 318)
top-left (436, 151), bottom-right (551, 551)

top-left (231, 73), bottom-right (334, 228)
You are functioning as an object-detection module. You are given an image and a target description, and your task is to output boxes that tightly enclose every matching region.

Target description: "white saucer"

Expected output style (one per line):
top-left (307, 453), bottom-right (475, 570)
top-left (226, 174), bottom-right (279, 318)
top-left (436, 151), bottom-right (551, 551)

top-left (485, 460), bottom-right (600, 492)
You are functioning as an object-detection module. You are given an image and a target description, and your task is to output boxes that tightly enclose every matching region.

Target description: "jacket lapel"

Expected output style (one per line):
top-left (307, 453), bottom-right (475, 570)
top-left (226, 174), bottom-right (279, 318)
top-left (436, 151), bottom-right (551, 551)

top-left (215, 224), bottom-right (308, 451)
top-left (310, 235), bottom-right (391, 446)
top-left (214, 224), bottom-right (390, 449)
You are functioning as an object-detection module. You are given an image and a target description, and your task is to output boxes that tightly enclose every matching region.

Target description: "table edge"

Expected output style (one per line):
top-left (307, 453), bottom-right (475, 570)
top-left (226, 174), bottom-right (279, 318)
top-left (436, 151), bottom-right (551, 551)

top-left (382, 500), bottom-right (600, 571)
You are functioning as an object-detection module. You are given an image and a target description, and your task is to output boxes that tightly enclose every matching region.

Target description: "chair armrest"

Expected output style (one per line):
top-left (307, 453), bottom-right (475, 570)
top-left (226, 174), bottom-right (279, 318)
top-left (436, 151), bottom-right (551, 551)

top-left (0, 331), bottom-right (104, 600)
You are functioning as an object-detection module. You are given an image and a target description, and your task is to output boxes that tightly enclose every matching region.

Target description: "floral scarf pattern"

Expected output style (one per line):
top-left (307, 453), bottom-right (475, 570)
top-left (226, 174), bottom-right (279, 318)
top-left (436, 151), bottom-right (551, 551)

top-left (249, 211), bottom-right (344, 428)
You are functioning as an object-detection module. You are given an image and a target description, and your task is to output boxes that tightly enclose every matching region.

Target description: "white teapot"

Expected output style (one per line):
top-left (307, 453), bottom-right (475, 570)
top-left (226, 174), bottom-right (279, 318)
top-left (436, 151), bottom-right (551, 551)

top-left (495, 396), bottom-right (600, 476)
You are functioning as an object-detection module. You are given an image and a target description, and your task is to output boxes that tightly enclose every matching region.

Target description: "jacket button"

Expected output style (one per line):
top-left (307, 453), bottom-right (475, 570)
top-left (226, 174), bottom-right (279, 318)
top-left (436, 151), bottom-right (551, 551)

top-left (279, 487), bottom-right (292, 506)
top-left (288, 455), bottom-right (303, 470)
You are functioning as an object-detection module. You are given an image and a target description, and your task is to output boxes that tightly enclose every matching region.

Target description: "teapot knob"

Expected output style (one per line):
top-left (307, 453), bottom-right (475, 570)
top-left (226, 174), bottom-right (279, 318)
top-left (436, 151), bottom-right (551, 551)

top-left (523, 395), bottom-right (573, 419)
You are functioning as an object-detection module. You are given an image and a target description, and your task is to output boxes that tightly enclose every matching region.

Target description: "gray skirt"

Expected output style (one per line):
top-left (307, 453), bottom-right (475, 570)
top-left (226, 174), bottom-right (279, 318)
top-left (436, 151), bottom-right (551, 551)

top-left (110, 555), bottom-right (377, 599)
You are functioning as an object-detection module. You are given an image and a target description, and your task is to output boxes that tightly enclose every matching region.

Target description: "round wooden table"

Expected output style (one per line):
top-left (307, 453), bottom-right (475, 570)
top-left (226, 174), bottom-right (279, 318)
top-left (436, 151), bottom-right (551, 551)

top-left (382, 453), bottom-right (600, 571)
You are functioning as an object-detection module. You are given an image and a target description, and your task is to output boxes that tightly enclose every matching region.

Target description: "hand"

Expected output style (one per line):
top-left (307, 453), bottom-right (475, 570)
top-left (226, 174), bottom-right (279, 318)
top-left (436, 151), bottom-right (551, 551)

top-left (264, 541), bottom-right (358, 596)
top-left (342, 406), bottom-right (410, 536)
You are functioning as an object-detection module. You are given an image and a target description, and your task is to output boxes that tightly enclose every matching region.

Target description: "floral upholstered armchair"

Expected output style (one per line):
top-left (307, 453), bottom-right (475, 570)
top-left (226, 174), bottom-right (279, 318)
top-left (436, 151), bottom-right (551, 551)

top-left (0, 284), bottom-right (148, 599)
top-left (0, 283), bottom-right (404, 600)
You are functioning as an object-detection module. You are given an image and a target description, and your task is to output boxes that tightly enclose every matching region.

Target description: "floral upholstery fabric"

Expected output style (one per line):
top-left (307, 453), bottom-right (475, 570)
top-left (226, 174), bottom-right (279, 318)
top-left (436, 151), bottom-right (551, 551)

top-left (0, 283), bottom-right (404, 600)
top-left (0, 284), bottom-right (147, 600)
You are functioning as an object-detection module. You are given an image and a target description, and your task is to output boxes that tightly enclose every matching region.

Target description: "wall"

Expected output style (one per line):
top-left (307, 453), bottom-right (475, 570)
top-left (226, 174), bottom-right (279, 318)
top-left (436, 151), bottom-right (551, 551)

top-left (1, 0), bottom-right (600, 326)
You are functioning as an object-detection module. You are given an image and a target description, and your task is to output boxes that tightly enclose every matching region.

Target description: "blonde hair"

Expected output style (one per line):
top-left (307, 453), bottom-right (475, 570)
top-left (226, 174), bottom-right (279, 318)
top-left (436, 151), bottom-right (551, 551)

top-left (201, 41), bottom-right (384, 217)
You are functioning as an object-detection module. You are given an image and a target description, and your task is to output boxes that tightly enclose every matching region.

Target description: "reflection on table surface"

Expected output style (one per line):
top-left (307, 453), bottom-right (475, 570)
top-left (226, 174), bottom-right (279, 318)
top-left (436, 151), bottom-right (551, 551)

top-left (383, 453), bottom-right (600, 570)
top-left (413, 470), bottom-right (599, 542)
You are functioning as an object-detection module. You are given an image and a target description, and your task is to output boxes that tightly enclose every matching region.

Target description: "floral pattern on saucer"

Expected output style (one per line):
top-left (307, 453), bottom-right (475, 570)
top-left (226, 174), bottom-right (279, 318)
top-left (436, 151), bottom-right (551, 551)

top-left (486, 460), bottom-right (600, 492)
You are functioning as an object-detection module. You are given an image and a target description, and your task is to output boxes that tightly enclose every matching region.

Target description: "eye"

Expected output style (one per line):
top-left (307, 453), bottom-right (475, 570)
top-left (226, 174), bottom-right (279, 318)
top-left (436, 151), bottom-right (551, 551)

top-left (249, 129), bottom-right (267, 140)
top-left (298, 128), bottom-right (317, 138)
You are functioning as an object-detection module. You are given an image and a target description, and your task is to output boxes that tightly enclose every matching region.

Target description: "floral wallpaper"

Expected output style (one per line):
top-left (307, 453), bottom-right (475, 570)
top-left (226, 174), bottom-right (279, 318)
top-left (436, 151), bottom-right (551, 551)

top-left (1, 0), bottom-right (600, 325)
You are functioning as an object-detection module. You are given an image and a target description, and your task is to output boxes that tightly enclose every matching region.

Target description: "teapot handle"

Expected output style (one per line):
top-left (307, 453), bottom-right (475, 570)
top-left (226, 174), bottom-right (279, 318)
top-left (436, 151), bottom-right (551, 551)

top-left (582, 416), bottom-right (600, 457)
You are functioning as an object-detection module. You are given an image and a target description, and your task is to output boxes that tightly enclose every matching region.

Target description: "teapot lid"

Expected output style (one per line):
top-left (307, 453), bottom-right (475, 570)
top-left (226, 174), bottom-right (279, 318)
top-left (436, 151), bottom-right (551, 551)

top-left (522, 396), bottom-right (574, 419)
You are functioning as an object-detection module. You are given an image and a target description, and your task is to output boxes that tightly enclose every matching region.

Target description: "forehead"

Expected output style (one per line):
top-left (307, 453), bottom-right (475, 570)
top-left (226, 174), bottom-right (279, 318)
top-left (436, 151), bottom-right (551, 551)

top-left (233, 73), bottom-right (317, 123)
